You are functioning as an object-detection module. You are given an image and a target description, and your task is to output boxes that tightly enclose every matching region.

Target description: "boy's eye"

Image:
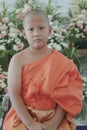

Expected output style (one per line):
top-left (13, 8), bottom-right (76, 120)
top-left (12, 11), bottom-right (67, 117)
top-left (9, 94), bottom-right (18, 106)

top-left (29, 28), bottom-right (34, 31)
top-left (39, 26), bottom-right (45, 30)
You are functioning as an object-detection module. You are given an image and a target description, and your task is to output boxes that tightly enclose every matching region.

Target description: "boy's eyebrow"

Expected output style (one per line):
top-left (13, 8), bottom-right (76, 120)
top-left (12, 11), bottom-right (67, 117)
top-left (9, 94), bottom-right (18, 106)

top-left (27, 26), bottom-right (33, 28)
top-left (27, 24), bottom-right (47, 28)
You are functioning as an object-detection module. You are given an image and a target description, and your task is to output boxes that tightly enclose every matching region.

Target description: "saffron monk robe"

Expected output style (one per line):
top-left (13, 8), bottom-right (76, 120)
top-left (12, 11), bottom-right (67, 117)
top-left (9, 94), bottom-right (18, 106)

top-left (3, 49), bottom-right (83, 130)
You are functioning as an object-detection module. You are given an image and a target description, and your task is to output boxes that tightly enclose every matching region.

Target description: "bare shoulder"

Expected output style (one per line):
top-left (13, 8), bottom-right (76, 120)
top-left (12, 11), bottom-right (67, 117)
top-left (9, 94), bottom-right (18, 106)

top-left (9, 48), bottom-right (29, 68)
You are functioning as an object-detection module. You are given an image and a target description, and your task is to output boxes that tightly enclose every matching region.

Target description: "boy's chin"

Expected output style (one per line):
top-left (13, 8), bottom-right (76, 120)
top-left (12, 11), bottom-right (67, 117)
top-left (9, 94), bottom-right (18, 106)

top-left (32, 43), bottom-right (46, 49)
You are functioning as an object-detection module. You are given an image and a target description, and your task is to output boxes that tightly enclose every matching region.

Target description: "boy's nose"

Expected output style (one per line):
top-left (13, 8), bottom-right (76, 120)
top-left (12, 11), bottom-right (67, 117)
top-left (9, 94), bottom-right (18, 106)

top-left (33, 29), bottom-right (40, 37)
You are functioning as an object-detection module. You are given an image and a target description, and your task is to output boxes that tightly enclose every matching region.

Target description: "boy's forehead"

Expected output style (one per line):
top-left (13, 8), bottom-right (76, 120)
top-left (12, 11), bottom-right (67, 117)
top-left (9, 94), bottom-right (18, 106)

top-left (23, 14), bottom-right (49, 27)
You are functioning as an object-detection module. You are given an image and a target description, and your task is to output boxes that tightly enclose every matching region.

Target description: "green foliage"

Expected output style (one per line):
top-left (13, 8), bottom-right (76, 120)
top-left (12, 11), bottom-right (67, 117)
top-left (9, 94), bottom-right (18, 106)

top-left (0, 0), bottom-right (8, 17)
top-left (0, 101), bottom-right (2, 116)
top-left (0, 50), bottom-right (15, 71)
top-left (15, 0), bottom-right (29, 9)
top-left (62, 47), bottom-right (80, 69)
top-left (72, 0), bottom-right (87, 12)
top-left (66, 9), bottom-right (87, 49)
top-left (0, 65), bottom-right (7, 102)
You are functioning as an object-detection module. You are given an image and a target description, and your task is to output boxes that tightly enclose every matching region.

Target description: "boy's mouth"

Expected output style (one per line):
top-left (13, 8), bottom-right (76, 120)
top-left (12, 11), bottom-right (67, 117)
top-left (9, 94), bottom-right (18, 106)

top-left (33, 39), bottom-right (42, 43)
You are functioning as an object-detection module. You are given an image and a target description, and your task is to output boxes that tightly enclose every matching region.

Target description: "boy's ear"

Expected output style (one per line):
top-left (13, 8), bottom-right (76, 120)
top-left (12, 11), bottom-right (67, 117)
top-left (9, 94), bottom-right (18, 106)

top-left (49, 26), bottom-right (52, 36)
top-left (22, 30), bottom-right (27, 39)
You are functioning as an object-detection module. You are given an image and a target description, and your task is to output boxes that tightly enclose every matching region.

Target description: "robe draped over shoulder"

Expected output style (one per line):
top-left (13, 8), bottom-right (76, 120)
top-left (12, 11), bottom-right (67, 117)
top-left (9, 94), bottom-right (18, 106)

top-left (3, 49), bottom-right (83, 130)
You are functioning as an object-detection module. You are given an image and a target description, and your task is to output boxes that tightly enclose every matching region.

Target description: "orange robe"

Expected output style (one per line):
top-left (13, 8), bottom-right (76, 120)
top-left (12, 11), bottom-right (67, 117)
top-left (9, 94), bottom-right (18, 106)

top-left (3, 49), bottom-right (82, 130)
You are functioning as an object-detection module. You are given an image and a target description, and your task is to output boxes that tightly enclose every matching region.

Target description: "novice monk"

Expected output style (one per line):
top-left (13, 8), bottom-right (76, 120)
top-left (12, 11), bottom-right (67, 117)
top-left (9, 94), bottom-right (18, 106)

top-left (3, 9), bottom-right (82, 130)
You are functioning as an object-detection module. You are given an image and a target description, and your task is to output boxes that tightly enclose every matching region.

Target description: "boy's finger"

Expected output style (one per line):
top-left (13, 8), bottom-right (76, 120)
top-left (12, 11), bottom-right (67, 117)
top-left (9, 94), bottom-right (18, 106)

top-left (42, 124), bottom-right (46, 130)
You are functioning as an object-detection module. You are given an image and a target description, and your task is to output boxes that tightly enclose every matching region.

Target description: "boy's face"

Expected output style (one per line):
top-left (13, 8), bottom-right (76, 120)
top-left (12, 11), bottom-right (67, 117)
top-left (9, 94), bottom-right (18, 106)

top-left (24, 15), bottom-right (51, 49)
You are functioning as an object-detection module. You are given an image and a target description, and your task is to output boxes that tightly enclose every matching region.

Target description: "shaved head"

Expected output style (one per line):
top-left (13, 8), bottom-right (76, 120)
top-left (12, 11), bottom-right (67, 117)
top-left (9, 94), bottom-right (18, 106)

top-left (23, 9), bottom-right (49, 28)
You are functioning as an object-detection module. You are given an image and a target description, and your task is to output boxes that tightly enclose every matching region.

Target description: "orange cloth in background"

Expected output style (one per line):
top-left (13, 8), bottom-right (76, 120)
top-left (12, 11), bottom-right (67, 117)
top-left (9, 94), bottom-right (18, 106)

top-left (3, 49), bottom-right (82, 130)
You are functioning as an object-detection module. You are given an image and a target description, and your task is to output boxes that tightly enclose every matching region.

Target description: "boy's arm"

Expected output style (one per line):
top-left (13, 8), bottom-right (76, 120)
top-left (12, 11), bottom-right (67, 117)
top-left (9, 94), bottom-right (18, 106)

top-left (43, 105), bottom-right (65, 130)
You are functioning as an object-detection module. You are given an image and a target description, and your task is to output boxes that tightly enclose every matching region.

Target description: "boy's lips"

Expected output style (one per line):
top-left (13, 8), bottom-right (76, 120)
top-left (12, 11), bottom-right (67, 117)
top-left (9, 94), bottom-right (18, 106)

top-left (33, 39), bottom-right (42, 43)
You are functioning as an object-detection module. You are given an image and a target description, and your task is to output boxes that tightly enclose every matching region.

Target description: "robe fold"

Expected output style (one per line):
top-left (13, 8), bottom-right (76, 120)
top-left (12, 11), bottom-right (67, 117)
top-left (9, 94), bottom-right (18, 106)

top-left (3, 49), bottom-right (83, 130)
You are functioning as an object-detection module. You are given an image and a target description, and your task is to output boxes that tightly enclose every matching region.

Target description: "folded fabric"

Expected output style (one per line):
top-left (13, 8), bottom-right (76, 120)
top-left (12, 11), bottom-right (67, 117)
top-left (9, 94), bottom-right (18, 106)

top-left (3, 49), bottom-right (83, 130)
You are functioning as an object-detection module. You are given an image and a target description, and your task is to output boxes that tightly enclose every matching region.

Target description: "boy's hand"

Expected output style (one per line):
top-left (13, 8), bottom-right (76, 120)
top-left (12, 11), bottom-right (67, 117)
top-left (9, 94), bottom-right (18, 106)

top-left (29, 122), bottom-right (46, 130)
top-left (43, 121), bottom-right (57, 130)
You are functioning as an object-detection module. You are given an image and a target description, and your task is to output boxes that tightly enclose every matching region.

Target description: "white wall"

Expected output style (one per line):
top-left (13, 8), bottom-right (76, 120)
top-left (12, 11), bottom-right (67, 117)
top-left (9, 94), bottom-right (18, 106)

top-left (0, 0), bottom-right (16, 5)
top-left (0, 0), bottom-right (71, 15)
top-left (0, 0), bottom-right (16, 11)
top-left (57, 0), bottom-right (71, 15)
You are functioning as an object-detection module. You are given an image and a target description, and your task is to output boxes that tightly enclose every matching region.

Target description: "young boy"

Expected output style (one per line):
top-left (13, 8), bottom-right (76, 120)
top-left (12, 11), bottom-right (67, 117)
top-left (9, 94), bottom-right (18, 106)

top-left (3, 9), bottom-right (82, 130)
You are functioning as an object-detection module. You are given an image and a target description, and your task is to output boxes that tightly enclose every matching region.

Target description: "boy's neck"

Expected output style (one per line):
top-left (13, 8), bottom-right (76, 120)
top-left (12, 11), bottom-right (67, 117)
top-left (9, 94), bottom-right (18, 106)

top-left (28, 46), bottom-right (51, 55)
